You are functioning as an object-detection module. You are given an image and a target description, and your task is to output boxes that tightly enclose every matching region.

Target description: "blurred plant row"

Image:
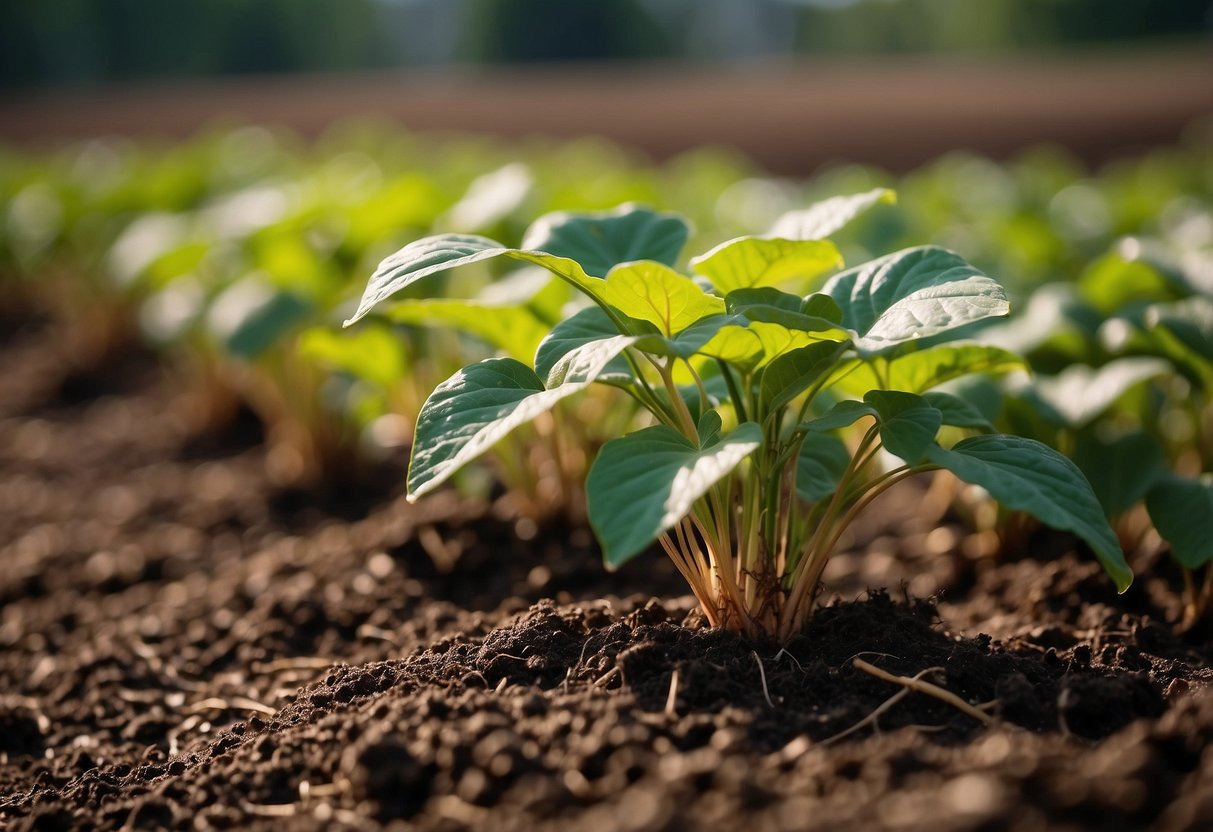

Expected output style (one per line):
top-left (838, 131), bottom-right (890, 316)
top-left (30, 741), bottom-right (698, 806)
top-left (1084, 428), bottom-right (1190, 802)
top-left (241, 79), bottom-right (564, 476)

top-left (2, 122), bottom-right (1210, 623)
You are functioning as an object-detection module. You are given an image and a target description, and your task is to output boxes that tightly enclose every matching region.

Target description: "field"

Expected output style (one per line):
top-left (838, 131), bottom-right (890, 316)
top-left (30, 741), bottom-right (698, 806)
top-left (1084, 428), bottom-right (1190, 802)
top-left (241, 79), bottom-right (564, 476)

top-left (2, 119), bottom-right (1212, 830)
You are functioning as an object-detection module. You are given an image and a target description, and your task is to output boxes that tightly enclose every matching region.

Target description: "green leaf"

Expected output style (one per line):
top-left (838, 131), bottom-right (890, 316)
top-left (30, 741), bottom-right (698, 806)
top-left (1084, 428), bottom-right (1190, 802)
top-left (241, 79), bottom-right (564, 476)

top-left (346, 232), bottom-right (637, 331)
top-left (699, 320), bottom-right (822, 371)
top-left (597, 261), bottom-right (725, 337)
top-left (922, 391), bottom-right (994, 431)
top-left (803, 293), bottom-right (844, 323)
top-left (981, 283), bottom-right (1096, 359)
top-left (1146, 475), bottom-right (1213, 569)
top-left (1025, 358), bottom-right (1170, 428)
top-left (725, 287), bottom-right (850, 337)
top-left (346, 234), bottom-right (507, 325)
top-left (769, 188), bottom-right (896, 240)
top-left (1073, 431), bottom-right (1166, 517)
top-left (1143, 296), bottom-right (1213, 388)
top-left (634, 313), bottom-right (750, 360)
top-left (520, 204), bottom-right (691, 278)
top-left (1147, 296), bottom-right (1213, 361)
top-left (759, 341), bottom-right (848, 413)
top-left (1078, 253), bottom-right (1180, 314)
top-left (864, 390), bottom-right (942, 463)
top-left (823, 246), bottom-right (1009, 356)
top-left (534, 305), bottom-right (624, 379)
top-left (207, 279), bottom-right (312, 360)
top-left (297, 324), bottom-right (407, 391)
top-left (388, 299), bottom-right (549, 363)
top-left (795, 433), bottom-right (851, 501)
top-left (803, 399), bottom-right (878, 432)
top-left (925, 436), bottom-right (1132, 590)
top-left (442, 162), bottom-right (533, 233)
top-left (829, 344), bottom-right (1025, 397)
top-left (408, 336), bottom-right (635, 498)
top-left (689, 237), bottom-right (842, 295)
top-left (697, 410), bottom-right (723, 446)
top-left (587, 422), bottom-right (763, 567)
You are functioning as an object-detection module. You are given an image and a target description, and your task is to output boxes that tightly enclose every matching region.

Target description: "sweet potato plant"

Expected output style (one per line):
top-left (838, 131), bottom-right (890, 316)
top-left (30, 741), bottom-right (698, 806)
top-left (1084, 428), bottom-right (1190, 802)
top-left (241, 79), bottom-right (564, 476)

top-left (346, 195), bottom-right (1130, 641)
top-left (984, 236), bottom-right (1213, 628)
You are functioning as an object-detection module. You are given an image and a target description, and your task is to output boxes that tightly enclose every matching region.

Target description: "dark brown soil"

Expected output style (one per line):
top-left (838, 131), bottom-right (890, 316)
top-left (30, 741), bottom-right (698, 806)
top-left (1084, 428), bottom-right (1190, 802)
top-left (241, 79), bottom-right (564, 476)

top-left (3, 304), bottom-right (1213, 831)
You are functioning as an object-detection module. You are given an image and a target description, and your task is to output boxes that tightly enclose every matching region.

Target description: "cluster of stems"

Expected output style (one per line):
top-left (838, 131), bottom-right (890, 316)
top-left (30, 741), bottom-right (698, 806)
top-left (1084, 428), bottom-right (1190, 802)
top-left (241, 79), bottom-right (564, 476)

top-left (622, 349), bottom-right (929, 642)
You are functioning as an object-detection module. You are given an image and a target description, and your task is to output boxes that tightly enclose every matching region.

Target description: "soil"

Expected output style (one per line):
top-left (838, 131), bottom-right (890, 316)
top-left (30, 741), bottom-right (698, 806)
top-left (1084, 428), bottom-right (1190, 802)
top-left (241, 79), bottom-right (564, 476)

top-left (3, 301), bottom-right (1213, 831)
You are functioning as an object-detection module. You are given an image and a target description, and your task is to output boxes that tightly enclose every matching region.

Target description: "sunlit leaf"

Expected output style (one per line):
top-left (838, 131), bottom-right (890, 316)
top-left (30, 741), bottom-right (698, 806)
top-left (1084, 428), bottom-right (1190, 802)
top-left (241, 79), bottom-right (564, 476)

top-left (829, 344), bottom-right (1025, 396)
top-left (1024, 358), bottom-right (1170, 428)
top-left (769, 188), bottom-right (896, 240)
top-left (298, 324), bottom-right (408, 390)
top-left (823, 246), bottom-right (1009, 356)
top-left (690, 237), bottom-right (842, 294)
top-left (597, 261), bottom-right (725, 337)
top-left (388, 299), bottom-right (548, 363)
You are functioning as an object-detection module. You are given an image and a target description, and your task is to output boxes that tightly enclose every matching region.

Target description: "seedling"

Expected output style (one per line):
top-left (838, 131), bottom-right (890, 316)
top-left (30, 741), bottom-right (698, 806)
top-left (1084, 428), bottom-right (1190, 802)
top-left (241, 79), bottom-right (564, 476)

top-left (345, 196), bottom-right (1130, 641)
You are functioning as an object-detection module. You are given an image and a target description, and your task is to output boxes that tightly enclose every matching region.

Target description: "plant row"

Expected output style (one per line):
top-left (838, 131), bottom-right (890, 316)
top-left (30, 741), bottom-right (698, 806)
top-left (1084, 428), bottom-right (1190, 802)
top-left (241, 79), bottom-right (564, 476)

top-left (2, 124), bottom-right (1210, 635)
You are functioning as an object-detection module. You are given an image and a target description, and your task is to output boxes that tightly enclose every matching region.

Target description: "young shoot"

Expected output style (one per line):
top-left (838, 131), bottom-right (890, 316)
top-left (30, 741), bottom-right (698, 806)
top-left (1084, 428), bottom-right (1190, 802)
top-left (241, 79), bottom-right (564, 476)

top-left (345, 196), bottom-right (1131, 642)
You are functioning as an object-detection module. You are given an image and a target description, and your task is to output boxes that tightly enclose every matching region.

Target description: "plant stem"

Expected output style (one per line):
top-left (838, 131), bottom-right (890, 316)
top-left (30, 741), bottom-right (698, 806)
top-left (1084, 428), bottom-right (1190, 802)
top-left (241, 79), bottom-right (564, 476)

top-left (623, 351), bottom-right (678, 425)
top-left (810, 466), bottom-right (920, 572)
top-left (658, 359), bottom-right (700, 441)
top-left (717, 359), bottom-right (748, 423)
top-left (778, 425), bottom-right (880, 638)
top-left (795, 424), bottom-right (879, 583)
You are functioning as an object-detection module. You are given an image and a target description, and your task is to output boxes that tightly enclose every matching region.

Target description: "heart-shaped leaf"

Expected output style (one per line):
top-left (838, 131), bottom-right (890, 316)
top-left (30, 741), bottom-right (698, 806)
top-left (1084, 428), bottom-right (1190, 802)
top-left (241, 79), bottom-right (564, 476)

top-left (700, 318), bottom-right (838, 371)
top-left (759, 341), bottom-right (848, 414)
top-left (1073, 431), bottom-right (1166, 517)
top-left (534, 305), bottom-right (624, 379)
top-left (822, 246), bottom-right (1009, 356)
top-left (864, 390), bottom-right (942, 463)
top-left (725, 287), bottom-right (849, 336)
top-left (922, 391), bottom-right (994, 431)
top-left (345, 234), bottom-right (596, 325)
top-left (802, 400), bottom-right (878, 432)
top-left (1146, 474), bottom-right (1213, 569)
top-left (588, 422), bottom-right (763, 567)
top-left (408, 336), bottom-right (636, 498)
top-left (597, 261), bottom-right (725, 337)
top-left (520, 204), bottom-right (691, 278)
top-left (925, 435), bottom-right (1132, 591)
top-left (795, 432), bottom-right (851, 501)
top-left (1024, 358), bottom-right (1170, 428)
top-left (690, 237), bottom-right (842, 294)
top-left (347, 206), bottom-right (692, 329)
top-left (829, 344), bottom-right (1024, 397)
